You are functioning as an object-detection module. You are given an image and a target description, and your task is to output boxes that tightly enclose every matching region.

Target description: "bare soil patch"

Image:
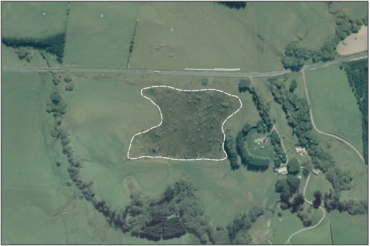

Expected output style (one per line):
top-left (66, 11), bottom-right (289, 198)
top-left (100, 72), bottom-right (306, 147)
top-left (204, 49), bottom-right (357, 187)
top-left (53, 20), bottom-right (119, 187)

top-left (336, 25), bottom-right (368, 55)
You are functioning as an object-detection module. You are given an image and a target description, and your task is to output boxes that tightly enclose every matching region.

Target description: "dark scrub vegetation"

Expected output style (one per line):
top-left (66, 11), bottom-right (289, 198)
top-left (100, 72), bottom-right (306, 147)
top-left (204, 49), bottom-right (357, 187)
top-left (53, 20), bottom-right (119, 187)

top-left (2, 33), bottom-right (66, 63)
top-left (130, 87), bottom-right (240, 159)
top-left (281, 7), bottom-right (367, 72)
top-left (216, 2), bottom-right (247, 9)
top-left (341, 59), bottom-right (368, 164)
top-left (224, 132), bottom-right (240, 170)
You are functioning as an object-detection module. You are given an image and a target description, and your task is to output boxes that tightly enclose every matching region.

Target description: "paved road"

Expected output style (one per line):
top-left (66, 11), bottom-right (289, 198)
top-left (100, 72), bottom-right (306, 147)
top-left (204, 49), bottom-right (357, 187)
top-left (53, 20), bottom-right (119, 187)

top-left (3, 51), bottom-right (367, 79)
top-left (301, 70), bottom-right (365, 163)
top-left (285, 174), bottom-right (326, 244)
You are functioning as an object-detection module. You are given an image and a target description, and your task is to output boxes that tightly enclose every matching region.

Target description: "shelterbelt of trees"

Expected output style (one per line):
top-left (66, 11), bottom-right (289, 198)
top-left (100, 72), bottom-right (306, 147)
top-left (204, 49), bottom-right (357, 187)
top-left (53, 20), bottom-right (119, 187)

top-left (282, 4), bottom-right (368, 72)
top-left (341, 59), bottom-right (368, 164)
top-left (239, 79), bottom-right (287, 167)
top-left (2, 33), bottom-right (66, 63)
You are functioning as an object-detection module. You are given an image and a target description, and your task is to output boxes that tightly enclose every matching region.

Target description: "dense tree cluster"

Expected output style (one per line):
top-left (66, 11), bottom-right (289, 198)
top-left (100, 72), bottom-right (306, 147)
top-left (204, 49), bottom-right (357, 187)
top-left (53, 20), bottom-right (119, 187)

top-left (342, 59), bottom-right (368, 163)
top-left (323, 189), bottom-right (368, 215)
top-left (239, 80), bottom-right (273, 131)
top-left (287, 158), bottom-right (300, 175)
top-left (268, 76), bottom-right (353, 192)
top-left (226, 206), bottom-right (264, 244)
top-left (224, 132), bottom-right (240, 170)
top-left (14, 47), bottom-right (34, 62)
top-left (281, 11), bottom-right (367, 72)
top-left (270, 130), bottom-right (287, 168)
top-left (236, 123), bottom-right (270, 171)
top-left (46, 88), bottom-right (68, 118)
top-left (2, 33), bottom-right (66, 63)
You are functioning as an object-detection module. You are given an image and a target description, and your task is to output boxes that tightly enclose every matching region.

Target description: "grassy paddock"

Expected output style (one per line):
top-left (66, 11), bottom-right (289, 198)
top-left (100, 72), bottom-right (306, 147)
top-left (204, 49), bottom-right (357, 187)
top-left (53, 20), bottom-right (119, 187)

top-left (304, 173), bottom-right (332, 202)
top-left (329, 211), bottom-right (368, 244)
top-left (2, 2), bottom-right (68, 38)
top-left (338, 2), bottom-right (368, 20)
top-left (64, 73), bottom-right (281, 230)
top-left (63, 2), bottom-right (142, 68)
top-left (290, 218), bottom-right (332, 244)
top-left (305, 64), bottom-right (363, 153)
top-left (128, 2), bottom-right (258, 71)
top-left (318, 134), bottom-right (368, 201)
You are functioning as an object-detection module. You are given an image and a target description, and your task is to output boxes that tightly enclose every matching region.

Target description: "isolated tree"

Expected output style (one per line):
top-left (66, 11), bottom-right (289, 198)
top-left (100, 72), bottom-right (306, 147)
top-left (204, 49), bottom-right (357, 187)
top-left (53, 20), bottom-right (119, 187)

top-left (289, 79), bottom-right (298, 93)
top-left (65, 82), bottom-right (74, 91)
top-left (287, 158), bottom-right (300, 175)
top-left (313, 190), bottom-right (322, 209)
top-left (238, 79), bottom-right (251, 93)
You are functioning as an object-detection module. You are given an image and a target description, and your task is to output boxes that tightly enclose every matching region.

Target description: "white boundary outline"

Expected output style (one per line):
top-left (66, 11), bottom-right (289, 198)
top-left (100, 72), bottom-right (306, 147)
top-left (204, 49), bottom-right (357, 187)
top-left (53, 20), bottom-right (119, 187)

top-left (127, 85), bottom-right (243, 161)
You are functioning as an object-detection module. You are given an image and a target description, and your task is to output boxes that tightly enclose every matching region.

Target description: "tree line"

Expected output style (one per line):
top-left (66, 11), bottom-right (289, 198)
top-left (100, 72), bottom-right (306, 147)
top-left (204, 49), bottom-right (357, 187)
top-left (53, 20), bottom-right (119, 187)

top-left (281, 9), bottom-right (367, 72)
top-left (268, 76), bottom-right (353, 192)
top-left (268, 75), bottom-right (368, 217)
top-left (239, 79), bottom-right (287, 168)
top-left (341, 59), bottom-right (368, 164)
top-left (2, 33), bottom-right (66, 63)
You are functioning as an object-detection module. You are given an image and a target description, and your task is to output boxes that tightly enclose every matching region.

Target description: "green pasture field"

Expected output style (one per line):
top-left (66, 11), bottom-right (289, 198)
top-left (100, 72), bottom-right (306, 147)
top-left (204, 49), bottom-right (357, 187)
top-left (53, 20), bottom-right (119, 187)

top-left (338, 2), bottom-right (368, 20)
top-left (269, 207), bottom-right (305, 244)
top-left (253, 2), bottom-right (336, 53)
top-left (329, 211), bottom-right (368, 244)
top-left (63, 73), bottom-right (282, 233)
top-left (63, 2), bottom-right (142, 68)
top-left (305, 64), bottom-right (363, 153)
top-left (304, 173), bottom-right (332, 202)
top-left (290, 217), bottom-right (332, 244)
top-left (2, 72), bottom-right (124, 244)
top-left (128, 2), bottom-right (337, 72)
top-left (128, 2), bottom-right (258, 71)
top-left (2, 2), bottom-right (68, 39)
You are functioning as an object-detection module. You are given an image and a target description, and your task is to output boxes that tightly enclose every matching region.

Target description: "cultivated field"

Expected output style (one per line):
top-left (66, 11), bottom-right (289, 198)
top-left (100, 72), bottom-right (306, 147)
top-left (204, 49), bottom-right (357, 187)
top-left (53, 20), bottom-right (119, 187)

top-left (305, 64), bottom-right (363, 153)
top-left (337, 25), bottom-right (368, 55)
top-left (2, 2), bottom-right (68, 38)
top-left (63, 2), bottom-right (142, 68)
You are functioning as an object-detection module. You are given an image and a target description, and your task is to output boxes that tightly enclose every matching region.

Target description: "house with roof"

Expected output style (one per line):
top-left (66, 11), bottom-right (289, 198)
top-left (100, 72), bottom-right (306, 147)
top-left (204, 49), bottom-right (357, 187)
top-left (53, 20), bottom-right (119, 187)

top-left (276, 166), bottom-right (288, 175)
top-left (295, 147), bottom-right (306, 156)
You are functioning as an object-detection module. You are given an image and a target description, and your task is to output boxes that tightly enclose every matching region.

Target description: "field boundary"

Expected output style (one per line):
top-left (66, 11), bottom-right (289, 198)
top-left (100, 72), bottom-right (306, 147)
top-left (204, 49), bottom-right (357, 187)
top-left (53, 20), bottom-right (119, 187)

top-left (127, 85), bottom-right (243, 161)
